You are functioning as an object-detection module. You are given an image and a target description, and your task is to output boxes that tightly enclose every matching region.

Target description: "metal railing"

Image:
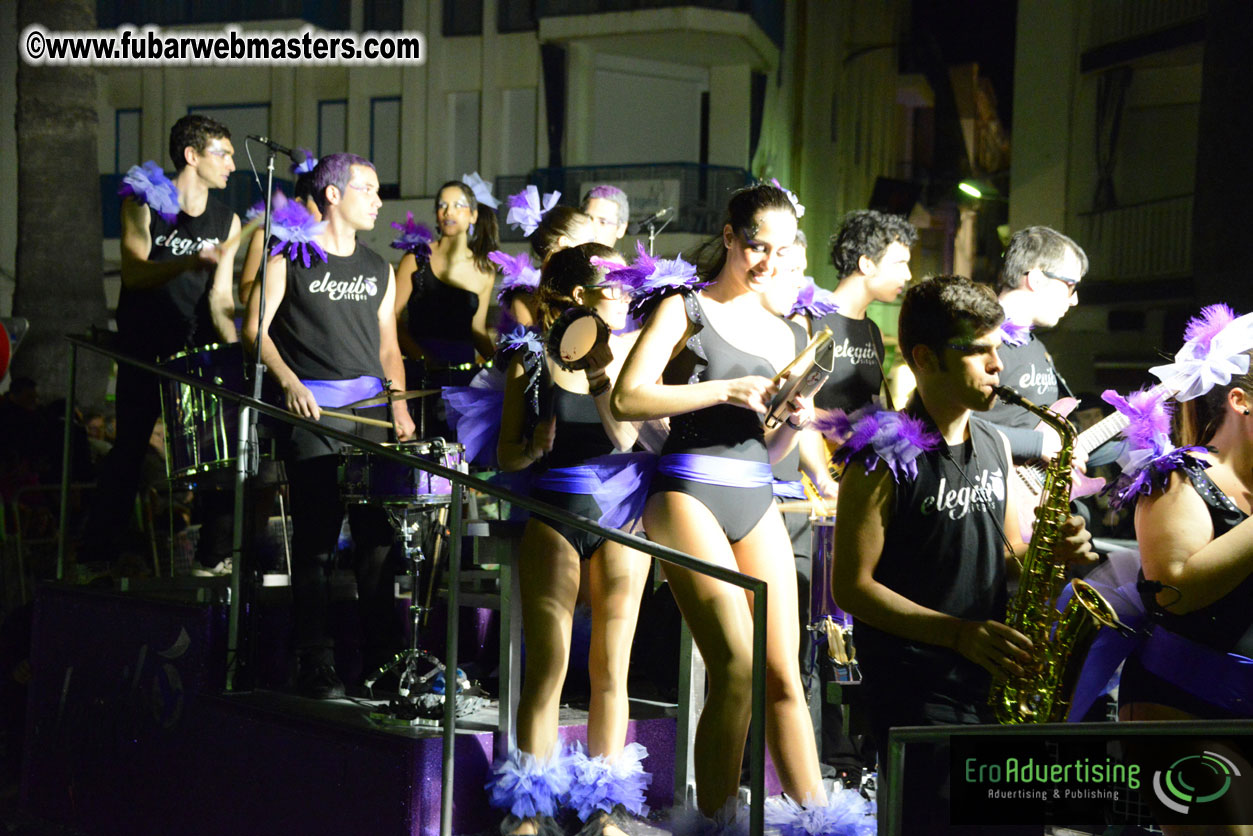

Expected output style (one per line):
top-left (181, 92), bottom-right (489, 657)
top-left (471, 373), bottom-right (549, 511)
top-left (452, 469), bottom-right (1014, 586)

top-left (1076, 193), bottom-right (1194, 282)
top-left (59, 334), bottom-right (772, 835)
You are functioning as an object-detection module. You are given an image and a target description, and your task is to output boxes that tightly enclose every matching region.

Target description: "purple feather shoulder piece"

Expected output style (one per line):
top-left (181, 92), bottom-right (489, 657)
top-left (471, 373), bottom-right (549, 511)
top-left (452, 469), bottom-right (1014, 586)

top-left (790, 277), bottom-right (839, 319)
top-left (490, 250), bottom-right (541, 304)
top-left (598, 240), bottom-right (705, 321)
top-left (118, 161), bottom-right (180, 224)
top-left (390, 211), bottom-right (434, 262)
top-left (997, 319), bottom-right (1032, 347)
top-left (817, 402), bottom-right (940, 483)
top-left (1101, 387), bottom-right (1207, 508)
top-left (265, 191), bottom-right (328, 268)
top-left (497, 324), bottom-right (543, 359)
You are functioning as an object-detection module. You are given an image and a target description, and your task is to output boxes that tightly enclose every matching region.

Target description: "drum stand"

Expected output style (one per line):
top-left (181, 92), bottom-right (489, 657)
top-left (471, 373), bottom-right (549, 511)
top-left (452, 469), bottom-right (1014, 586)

top-left (364, 503), bottom-right (446, 698)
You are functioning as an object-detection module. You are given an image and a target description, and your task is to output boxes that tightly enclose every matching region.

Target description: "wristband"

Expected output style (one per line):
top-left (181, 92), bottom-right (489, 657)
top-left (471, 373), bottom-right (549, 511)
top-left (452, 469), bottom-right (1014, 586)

top-left (589, 378), bottom-right (612, 397)
top-left (785, 414), bottom-right (807, 431)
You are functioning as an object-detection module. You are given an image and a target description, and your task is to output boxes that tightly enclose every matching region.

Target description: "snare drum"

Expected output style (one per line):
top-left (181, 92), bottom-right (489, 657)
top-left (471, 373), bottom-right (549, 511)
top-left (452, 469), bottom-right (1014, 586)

top-left (339, 439), bottom-right (466, 506)
top-left (811, 516), bottom-right (859, 678)
top-left (159, 343), bottom-right (246, 479)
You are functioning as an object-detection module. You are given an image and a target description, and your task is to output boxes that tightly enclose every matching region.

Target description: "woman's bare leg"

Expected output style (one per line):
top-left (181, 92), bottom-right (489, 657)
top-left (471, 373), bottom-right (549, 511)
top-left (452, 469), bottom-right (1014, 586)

top-left (732, 506), bottom-right (825, 804)
top-left (645, 491), bottom-right (755, 816)
top-left (586, 540), bottom-right (652, 757)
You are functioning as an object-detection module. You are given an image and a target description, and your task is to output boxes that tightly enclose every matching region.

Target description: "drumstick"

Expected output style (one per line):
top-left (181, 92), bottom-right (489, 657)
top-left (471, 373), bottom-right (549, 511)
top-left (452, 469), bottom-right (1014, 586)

top-left (319, 408), bottom-right (393, 428)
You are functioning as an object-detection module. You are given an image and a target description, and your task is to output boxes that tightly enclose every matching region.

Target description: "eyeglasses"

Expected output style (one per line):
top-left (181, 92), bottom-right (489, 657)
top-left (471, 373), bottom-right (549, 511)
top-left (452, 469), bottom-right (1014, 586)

top-left (945, 342), bottom-right (1000, 357)
top-left (1040, 270), bottom-right (1080, 296)
top-left (583, 283), bottom-right (625, 300)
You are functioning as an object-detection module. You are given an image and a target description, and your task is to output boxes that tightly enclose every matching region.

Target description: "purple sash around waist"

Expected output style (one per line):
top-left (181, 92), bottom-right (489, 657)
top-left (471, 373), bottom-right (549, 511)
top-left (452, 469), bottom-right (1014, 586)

top-left (300, 375), bottom-right (382, 409)
top-left (1064, 552), bottom-right (1253, 719)
top-left (532, 452), bottom-right (658, 531)
top-left (772, 480), bottom-right (806, 500)
top-left (1139, 626), bottom-right (1253, 715)
top-left (656, 453), bottom-right (774, 489)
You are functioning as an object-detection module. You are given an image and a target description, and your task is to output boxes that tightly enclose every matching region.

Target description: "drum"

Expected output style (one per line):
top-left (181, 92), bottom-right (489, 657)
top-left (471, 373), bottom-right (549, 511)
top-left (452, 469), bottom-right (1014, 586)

top-left (159, 343), bottom-right (247, 479)
top-left (339, 438), bottom-right (466, 506)
top-left (810, 516), bottom-right (860, 682)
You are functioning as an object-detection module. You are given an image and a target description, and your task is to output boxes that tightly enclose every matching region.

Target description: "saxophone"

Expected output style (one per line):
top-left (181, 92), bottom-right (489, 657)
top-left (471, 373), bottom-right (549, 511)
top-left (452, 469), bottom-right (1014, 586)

top-left (988, 386), bottom-right (1129, 724)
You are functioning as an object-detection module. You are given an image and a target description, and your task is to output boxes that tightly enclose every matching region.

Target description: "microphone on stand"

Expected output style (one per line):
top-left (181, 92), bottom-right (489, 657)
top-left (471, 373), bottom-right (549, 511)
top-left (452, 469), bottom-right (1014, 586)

top-left (246, 134), bottom-right (302, 163)
top-left (628, 206), bottom-right (675, 235)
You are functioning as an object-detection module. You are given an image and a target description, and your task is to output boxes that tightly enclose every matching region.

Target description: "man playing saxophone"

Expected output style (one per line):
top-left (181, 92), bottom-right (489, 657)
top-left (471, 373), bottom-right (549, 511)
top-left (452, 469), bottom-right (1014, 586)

top-left (832, 276), bottom-right (1096, 833)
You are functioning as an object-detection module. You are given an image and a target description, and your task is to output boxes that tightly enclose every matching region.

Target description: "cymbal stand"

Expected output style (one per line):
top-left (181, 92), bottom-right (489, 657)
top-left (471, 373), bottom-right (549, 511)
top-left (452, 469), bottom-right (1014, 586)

top-left (364, 503), bottom-right (446, 696)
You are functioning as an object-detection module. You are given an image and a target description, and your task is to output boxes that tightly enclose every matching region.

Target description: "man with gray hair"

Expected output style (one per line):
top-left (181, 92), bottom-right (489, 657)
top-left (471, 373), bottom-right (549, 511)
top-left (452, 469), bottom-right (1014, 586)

top-left (982, 225), bottom-right (1089, 465)
top-left (580, 185), bottom-right (629, 248)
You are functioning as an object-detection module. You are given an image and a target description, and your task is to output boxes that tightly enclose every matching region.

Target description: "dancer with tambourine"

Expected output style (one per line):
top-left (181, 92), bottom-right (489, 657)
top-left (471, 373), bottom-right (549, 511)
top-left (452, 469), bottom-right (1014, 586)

top-left (487, 243), bottom-right (652, 836)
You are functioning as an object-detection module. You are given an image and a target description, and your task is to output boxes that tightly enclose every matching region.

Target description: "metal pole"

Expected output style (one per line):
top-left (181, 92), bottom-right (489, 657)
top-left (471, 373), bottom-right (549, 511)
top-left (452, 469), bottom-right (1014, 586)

top-left (673, 622), bottom-right (704, 806)
top-left (225, 403), bottom-right (251, 691)
top-left (57, 342), bottom-right (79, 581)
top-left (440, 481), bottom-right (463, 836)
top-left (748, 583), bottom-right (766, 836)
top-left (883, 731), bottom-right (905, 836)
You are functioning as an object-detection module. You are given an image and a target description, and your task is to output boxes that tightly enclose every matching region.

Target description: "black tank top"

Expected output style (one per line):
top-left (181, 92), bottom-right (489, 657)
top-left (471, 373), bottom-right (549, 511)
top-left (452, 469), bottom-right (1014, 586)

top-left (407, 261), bottom-right (479, 365)
top-left (270, 244), bottom-right (388, 382)
top-left (116, 194), bottom-right (235, 355)
top-left (812, 311), bottom-right (885, 412)
top-left (855, 406), bottom-right (1010, 702)
top-left (661, 291), bottom-right (806, 461)
top-left (983, 336), bottom-right (1062, 431)
top-left (543, 384), bottom-right (616, 470)
top-left (1141, 463), bottom-right (1253, 657)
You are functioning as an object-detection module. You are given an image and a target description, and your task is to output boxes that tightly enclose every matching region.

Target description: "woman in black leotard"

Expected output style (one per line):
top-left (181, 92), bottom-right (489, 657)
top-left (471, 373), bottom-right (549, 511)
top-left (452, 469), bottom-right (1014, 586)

top-left (1124, 341), bottom-right (1253, 724)
top-left (489, 244), bottom-right (652, 835)
top-left (613, 185), bottom-right (828, 817)
top-left (395, 179), bottom-right (500, 365)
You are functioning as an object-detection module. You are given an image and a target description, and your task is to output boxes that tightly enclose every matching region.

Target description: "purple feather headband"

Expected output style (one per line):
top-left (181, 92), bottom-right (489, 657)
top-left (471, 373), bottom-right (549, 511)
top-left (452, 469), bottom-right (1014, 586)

top-left (817, 402), bottom-right (941, 484)
top-left (489, 250), bottom-right (541, 303)
top-left (506, 186), bottom-right (561, 237)
top-left (291, 148), bottom-right (317, 176)
top-left (1151, 303), bottom-right (1253, 401)
top-left (118, 161), bottom-right (180, 224)
top-left (264, 191), bottom-right (328, 268)
top-left (593, 240), bottom-right (704, 320)
top-left (790, 276), bottom-right (839, 319)
top-left (461, 171), bottom-right (500, 210)
top-left (390, 211), bottom-right (435, 261)
top-left (770, 178), bottom-right (805, 218)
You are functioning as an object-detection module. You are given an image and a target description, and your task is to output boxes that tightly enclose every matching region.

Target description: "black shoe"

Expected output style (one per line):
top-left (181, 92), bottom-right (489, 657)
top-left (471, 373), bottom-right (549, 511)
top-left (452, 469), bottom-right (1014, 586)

top-left (298, 663), bottom-right (346, 700)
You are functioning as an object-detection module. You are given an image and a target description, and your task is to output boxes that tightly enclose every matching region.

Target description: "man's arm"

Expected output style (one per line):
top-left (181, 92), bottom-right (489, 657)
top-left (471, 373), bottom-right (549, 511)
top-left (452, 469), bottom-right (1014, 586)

top-left (834, 458), bottom-right (1033, 678)
top-left (208, 213), bottom-right (241, 343)
top-left (378, 264), bottom-right (415, 440)
top-left (241, 255), bottom-right (318, 420)
top-left (119, 198), bottom-right (216, 291)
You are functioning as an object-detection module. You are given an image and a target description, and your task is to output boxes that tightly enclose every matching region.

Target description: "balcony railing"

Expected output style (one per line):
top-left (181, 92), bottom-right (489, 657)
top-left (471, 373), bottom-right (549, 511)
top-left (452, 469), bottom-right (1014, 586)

top-left (536, 0), bottom-right (783, 47)
top-left (1076, 193), bottom-right (1193, 282)
top-left (495, 162), bottom-right (753, 242)
top-left (1086, 0), bottom-right (1206, 50)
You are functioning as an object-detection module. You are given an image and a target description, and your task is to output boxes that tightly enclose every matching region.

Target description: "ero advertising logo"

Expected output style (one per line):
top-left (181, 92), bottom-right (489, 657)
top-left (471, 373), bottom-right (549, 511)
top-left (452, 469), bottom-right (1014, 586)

top-left (1153, 751), bottom-right (1239, 816)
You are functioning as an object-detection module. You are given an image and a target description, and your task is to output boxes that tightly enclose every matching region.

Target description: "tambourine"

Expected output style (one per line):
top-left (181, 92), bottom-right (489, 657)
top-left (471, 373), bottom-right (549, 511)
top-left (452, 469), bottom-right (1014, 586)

top-left (765, 327), bottom-right (835, 429)
top-left (545, 307), bottom-right (610, 372)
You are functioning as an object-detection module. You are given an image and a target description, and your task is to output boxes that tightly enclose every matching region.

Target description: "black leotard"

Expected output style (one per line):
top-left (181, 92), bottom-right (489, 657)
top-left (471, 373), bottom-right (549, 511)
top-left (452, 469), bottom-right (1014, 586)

top-left (406, 261), bottom-right (479, 366)
top-left (649, 290), bottom-right (806, 542)
top-left (1121, 462), bottom-right (1253, 718)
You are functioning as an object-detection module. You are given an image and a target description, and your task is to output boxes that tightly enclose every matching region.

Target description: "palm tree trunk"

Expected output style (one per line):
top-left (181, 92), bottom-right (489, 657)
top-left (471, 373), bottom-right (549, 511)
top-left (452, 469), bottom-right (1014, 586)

top-left (13, 0), bottom-right (110, 407)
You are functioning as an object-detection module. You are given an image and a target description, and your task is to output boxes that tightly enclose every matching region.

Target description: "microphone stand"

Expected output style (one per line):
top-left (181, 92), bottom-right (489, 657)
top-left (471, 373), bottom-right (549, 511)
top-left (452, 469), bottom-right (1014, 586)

top-left (227, 144), bottom-right (279, 691)
top-left (645, 213), bottom-right (673, 256)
